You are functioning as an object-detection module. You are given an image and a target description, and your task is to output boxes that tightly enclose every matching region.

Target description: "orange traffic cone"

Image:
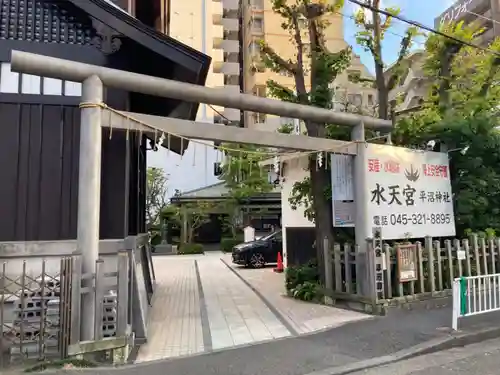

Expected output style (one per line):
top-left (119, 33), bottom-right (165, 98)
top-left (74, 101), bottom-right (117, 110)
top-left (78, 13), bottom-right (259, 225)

top-left (274, 252), bottom-right (284, 273)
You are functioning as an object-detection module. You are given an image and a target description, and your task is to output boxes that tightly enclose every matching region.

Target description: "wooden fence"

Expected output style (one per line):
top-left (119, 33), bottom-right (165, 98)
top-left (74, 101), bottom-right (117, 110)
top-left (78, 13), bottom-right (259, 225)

top-left (328, 234), bottom-right (500, 309)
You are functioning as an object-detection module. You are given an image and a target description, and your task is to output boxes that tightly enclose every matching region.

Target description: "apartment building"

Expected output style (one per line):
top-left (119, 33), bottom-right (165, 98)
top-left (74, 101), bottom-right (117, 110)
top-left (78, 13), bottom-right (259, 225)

top-left (213, 0), bottom-right (376, 130)
top-left (435, 0), bottom-right (500, 44)
top-left (388, 0), bottom-right (500, 112)
top-left (386, 50), bottom-right (426, 112)
top-left (168, 0), bottom-right (225, 122)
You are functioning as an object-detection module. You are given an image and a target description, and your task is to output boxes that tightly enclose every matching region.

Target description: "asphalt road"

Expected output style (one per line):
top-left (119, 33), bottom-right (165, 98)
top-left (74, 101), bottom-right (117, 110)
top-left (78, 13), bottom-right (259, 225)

top-left (41, 308), bottom-right (453, 375)
top-left (348, 337), bottom-right (500, 375)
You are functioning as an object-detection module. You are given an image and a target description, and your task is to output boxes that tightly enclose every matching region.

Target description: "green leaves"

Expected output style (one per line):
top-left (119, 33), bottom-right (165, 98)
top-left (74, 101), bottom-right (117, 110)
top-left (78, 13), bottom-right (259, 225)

top-left (218, 143), bottom-right (273, 202)
top-left (146, 167), bottom-right (168, 227)
top-left (267, 79), bottom-right (299, 103)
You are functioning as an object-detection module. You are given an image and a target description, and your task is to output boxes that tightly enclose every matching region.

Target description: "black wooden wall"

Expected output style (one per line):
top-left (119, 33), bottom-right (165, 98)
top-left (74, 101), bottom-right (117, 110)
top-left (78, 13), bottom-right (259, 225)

top-left (0, 102), bottom-right (142, 241)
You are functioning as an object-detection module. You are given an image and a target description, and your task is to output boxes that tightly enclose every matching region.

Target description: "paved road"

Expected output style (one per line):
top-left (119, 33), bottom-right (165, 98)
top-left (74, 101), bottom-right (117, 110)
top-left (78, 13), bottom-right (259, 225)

top-left (347, 338), bottom-right (500, 375)
top-left (69, 308), bottom-right (453, 375)
top-left (37, 308), bottom-right (500, 375)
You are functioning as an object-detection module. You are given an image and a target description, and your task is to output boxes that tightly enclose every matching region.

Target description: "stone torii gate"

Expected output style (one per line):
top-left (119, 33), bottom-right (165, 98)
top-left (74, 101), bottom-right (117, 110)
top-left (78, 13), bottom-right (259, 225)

top-left (10, 50), bottom-right (393, 340)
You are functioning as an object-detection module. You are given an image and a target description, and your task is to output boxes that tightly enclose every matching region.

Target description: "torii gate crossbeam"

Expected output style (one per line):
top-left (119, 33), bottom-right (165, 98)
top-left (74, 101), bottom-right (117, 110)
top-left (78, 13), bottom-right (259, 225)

top-left (10, 50), bottom-right (392, 131)
top-left (103, 111), bottom-right (358, 154)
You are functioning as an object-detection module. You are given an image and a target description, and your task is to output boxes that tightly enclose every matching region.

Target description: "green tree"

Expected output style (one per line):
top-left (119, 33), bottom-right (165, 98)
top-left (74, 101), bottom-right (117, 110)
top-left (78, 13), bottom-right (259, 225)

top-left (352, 0), bottom-right (419, 119)
top-left (146, 167), bottom-right (168, 228)
top-left (260, 0), bottom-right (352, 274)
top-left (169, 202), bottom-right (214, 244)
top-left (218, 143), bottom-right (273, 235)
top-left (393, 22), bottom-right (500, 235)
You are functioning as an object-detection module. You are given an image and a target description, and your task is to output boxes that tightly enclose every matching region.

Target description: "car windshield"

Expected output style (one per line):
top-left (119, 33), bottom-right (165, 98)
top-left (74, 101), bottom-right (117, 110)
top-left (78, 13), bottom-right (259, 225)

top-left (260, 230), bottom-right (281, 241)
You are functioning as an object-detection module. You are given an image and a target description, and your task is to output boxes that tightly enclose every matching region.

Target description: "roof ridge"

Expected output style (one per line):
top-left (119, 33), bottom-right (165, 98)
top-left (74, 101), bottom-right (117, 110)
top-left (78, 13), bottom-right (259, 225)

top-left (176, 181), bottom-right (225, 196)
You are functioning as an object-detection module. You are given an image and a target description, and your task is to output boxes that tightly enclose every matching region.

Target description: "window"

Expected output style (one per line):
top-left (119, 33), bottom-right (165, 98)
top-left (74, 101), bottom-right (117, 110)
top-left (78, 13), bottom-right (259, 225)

top-left (279, 70), bottom-right (293, 77)
top-left (298, 16), bottom-right (307, 29)
top-left (347, 94), bottom-right (362, 107)
top-left (302, 43), bottom-right (311, 54)
top-left (252, 18), bottom-right (263, 32)
top-left (250, 41), bottom-right (260, 56)
top-left (253, 112), bottom-right (267, 123)
top-left (251, 0), bottom-right (264, 9)
top-left (254, 85), bottom-right (266, 97)
top-left (367, 94), bottom-right (374, 106)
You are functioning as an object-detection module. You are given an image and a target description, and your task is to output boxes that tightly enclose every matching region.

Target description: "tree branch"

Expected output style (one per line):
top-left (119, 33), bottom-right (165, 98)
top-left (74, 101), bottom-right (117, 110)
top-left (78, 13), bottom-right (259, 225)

top-left (266, 79), bottom-right (299, 102)
top-left (386, 26), bottom-right (418, 91)
top-left (260, 43), bottom-right (297, 73)
top-left (290, 10), bottom-right (308, 99)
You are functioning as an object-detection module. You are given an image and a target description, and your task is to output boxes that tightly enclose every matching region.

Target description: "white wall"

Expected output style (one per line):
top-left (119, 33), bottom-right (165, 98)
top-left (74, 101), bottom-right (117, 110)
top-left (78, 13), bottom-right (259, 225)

top-left (147, 0), bottom-right (224, 194)
top-left (0, 62), bottom-right (81, 96)
top-left (281, 156), bottom-right (314, 267)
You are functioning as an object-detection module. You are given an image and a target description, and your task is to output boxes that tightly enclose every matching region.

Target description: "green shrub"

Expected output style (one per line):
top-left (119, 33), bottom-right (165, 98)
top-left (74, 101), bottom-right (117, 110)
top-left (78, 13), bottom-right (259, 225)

top-left (220, 235), bottom-right (244, 253)
top-left (285, 259), bottom-right (322, 302)
top-left (291, 281), bottom-right (323, 302)
top-left (25, 358), bottom-right (97, 372)
top-left (150, 231), bottom-right (162, 246)
top-left (285, 259), bottom-right (319, 291)
top-left (178, 243), bottom-right (204, 255)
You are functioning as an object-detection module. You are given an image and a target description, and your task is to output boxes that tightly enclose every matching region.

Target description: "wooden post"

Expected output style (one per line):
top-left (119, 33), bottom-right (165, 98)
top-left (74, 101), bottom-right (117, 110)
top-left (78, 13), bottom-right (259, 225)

top-left (94, 259), bottom-right (105, 340)
top-left (117, 250), bottom-right (130, 337)
top-left (323, 237), bottom-right (334, 305)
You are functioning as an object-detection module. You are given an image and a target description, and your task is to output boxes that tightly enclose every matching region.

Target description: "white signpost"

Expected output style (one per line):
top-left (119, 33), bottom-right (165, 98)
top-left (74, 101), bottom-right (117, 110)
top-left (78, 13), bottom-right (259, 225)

top-left (364, 144), bottom-right (456, 240)
top-left (244, 225), bottom-right (256, 243)
top-left (331, 154), bottom-right (355, 227)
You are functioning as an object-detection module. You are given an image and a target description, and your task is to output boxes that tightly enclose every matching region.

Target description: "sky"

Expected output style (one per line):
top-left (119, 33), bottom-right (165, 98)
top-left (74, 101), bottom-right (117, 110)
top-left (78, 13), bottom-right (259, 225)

top-left (344, 0), bottom-right (456, 72)
top-left (148, 0), bottom-right (458, 197)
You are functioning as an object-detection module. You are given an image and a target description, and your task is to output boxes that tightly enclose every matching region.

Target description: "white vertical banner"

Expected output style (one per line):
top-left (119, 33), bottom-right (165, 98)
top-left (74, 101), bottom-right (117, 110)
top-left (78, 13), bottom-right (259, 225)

top-left (293, 118), bottom-right (301, 135)
top-left (364, 144), bottom-right (456, 239)
top-left (330, 154), bottom-right (355, 227)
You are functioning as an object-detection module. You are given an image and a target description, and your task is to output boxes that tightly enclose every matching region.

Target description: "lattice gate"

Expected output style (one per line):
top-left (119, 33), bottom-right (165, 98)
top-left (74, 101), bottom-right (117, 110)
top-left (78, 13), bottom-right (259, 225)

top-left (0, 257), bottom-right (74, 368)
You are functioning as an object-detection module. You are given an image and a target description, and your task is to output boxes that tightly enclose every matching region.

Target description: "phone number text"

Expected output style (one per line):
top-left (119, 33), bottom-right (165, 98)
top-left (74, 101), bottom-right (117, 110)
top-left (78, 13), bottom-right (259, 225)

top-left (373, 213), bottom-right (452, 226)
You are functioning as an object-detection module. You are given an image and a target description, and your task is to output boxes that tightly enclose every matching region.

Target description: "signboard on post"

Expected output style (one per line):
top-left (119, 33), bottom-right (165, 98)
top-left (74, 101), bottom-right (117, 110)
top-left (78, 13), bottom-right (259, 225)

top-left (331, 154), bottom-right (355, 227)
top-left (397, 244), bottom-right (418, 282)
top-left (364, 144), bottom-right (456, 240)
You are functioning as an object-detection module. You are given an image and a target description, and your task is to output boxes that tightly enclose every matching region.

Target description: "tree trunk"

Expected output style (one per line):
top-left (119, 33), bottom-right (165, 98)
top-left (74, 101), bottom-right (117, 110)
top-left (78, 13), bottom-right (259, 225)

top-left (306, 121), bottom-right (334, 284)
top-left (375, 62), bottom-right (389, 119)
top-left (188, 227), bottom-right (194, 243)
top-left (372, 0), bottom-right (389, 120)
top-left (308, 158), bottom-right (334, 284)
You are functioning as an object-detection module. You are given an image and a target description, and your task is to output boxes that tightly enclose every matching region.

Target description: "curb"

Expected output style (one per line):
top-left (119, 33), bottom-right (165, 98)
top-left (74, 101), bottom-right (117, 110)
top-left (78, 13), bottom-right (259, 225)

top-left (303, 326), bottom-right (500, 375)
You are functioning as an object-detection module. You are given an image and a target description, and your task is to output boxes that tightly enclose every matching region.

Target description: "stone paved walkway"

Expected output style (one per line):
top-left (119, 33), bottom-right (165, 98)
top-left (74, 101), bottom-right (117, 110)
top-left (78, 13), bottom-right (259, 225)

top-left (135, 251), bottom-right (369, 363)
top-left (135, 256), bottom-right (204, 361)
top-left (220, 254), bottom-right (370, 334)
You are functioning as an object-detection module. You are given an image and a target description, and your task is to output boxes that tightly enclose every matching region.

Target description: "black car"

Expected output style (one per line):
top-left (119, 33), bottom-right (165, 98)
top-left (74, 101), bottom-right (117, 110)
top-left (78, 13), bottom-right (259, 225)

top-left (231, 230), bottom-right (283, 268)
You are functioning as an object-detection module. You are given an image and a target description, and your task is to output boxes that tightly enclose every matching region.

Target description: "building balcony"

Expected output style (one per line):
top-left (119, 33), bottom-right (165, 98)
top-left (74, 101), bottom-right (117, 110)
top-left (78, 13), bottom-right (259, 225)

top-left (223, 107), bottom-right (241, 122)
top-left (222, 17), bottom-right (239, 32)
top-left (222, 0), bottom-right (239, 11)
top-left (212, 1), bottom-right (223, 24)
top-left (220, 39), bottom-right (240, 54)
top-left (211, 49), bottom-right (224, 65)
top-left (213, 61), bottom-right (240, 75)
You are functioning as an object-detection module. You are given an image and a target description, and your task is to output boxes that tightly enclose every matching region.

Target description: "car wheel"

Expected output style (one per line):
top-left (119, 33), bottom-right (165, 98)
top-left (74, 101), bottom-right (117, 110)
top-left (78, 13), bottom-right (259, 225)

top-left (249, 252), bottom-right (266, 268)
